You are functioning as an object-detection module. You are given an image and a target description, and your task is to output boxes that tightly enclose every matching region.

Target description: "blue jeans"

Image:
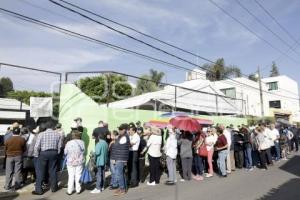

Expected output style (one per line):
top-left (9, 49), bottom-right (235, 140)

top-left (194, 155), bottom-right (204, 176)
top-left (96, 166), bottom-right (105, 190)
top-left (116, 161), bottom-right (126, 190)
top-left (110, 160), bottom-right (117, 187)
top-left (274, 142), bottom-right (280, 161)
top-left (218, 150), bottom-right (228, 176)
top-left (244, 147), bottom-right (253, 169)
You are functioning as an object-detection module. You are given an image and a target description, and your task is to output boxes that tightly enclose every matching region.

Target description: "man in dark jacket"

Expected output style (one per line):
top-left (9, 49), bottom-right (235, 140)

top-left (110, 124), bottom-right (130, 196)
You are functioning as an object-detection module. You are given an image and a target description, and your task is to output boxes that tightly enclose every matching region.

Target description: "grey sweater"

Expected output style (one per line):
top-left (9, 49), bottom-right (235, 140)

top-left (178, 138), bottom-right (193, 158)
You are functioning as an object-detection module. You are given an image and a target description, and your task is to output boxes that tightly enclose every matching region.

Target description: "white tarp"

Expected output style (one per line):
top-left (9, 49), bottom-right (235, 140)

top-left (30, 97), bottom-right (53, 118)
top-left (101, 80), bottom-right (244, 115)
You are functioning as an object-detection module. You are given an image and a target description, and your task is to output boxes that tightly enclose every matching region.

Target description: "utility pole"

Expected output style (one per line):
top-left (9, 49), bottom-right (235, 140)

top-left (258, 66), bottom-right (265, 117)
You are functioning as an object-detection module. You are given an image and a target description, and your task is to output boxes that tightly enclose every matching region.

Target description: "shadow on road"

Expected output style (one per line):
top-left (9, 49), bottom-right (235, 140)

top-left (257, 178), bottom-right (300, 200)
top-left (279, 155), bottom-right (300, 177)
top-left (258, 156), bottom-right (300, 200)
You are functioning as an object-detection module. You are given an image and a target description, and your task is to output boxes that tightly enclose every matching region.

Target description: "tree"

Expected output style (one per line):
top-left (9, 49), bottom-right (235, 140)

top-left (76, 74), bottom-right (132, 104)
top-left (0, 77), bottom-right (14, 97)
top-left (270, 61), bottom-right (280, 77)
top-left (202, 58), bottom-right (242, 81)
top-left (6, 90), bottom-right (59, 117)
top-left (248, 74), bottom-right (258, 82)
top-left (135, 75), bottom-right (158, 95)
top-left (149, 69), bottom-right (165, 87)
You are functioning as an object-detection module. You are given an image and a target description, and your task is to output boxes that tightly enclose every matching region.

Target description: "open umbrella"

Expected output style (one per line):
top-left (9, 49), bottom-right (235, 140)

top-left (169, 116), bottom-right (201, 132)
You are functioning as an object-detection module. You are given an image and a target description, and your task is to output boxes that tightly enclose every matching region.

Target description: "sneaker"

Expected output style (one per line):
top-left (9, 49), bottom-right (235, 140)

top-left (147, 181), bottom-right (156, 186)
top-left (205, 174), bottom-right (213, 178)
top-left (90, 188), bottom-right (101, 194)
top-left (248, 167), bottom-right (254, 171)
top-left (101, 187), bottom-right (104, 191)
top-left (180, 179), bottom-right (185, 182)
top-left (196, 176), bottom-right (204, 181)
top-left (226, 170), bottom-right (231, 174)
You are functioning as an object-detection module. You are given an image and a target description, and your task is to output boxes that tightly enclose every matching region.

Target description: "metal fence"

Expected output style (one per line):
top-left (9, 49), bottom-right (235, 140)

top-left (65, 71), bottom-right (245, 116)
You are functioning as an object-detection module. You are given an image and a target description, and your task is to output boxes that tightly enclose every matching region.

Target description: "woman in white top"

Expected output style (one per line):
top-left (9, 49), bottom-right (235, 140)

top-left (147, 126), bottom-right (162, 186)
top-left (205, 128), bottom-right (217, 177)
top-left (164, 126), bottom-right (177, 185)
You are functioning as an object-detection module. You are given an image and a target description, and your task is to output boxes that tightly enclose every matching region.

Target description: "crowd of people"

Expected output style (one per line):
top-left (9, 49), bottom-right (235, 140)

top-left (2, 117), bottom-right (300, 197)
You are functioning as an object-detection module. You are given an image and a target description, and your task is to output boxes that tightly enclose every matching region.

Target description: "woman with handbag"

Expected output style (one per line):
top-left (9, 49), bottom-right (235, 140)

top-left (205, 128), bottom-right (217, 178)
top-left (192, 132), bottom-right (206, 181)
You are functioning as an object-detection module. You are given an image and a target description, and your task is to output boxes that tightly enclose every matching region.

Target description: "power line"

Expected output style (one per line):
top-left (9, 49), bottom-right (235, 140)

top-left (0, 7), bottom-right (299, 102)
top-left (235, 0), bottom-right (300, 57)
top-left (253, 0), bottom-right (300, 49)
top-left (48, 0), bottom-right (300, 99)
top-left (208, 0), bottom-right (300, 65)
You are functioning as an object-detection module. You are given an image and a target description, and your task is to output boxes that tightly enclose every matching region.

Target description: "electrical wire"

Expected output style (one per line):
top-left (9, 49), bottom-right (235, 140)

top-left (0, 7), bottom-right (299, 102)
top-left (208, 0), bottom-right (300, 65)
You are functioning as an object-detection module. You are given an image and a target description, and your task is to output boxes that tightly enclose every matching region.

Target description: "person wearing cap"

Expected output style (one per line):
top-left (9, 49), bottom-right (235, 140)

top-left (65, 131), bottom-right (85, 195)
top-left (147, 126), bottom-right (162, 186)
top-left (110, 124), bottom-right (130, 196)
top-left (128, 124), bottom-right (140, 188)
top-left (4, 127), bottom-right (26, 190)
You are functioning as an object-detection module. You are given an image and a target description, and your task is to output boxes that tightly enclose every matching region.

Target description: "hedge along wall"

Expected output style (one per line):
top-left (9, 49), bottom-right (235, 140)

top-left (59, 84), bottom-right (247, 155)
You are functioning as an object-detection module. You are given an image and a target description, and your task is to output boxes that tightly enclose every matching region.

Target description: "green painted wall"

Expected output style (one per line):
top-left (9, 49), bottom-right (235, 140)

top-left (59, 84), bottom-right (247, 155)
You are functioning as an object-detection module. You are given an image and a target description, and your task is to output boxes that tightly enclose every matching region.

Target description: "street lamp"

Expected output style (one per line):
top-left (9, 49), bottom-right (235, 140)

top-left (255, 67), bottom-right (264, 117)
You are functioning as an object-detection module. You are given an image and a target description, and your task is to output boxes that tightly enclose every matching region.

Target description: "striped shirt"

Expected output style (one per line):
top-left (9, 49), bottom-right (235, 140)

top-left (33, 129), bottom-right (62, 157)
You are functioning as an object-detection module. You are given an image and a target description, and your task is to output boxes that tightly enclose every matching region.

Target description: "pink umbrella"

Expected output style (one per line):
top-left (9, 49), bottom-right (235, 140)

top-left (169, 116), bottom-right (201, 132)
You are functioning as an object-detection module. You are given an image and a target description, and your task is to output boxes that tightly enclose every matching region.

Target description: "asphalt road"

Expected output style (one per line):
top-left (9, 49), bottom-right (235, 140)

top-left (4, 152), bottom-right (300, 200)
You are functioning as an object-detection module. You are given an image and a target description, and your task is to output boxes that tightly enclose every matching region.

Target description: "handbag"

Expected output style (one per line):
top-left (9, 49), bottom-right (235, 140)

top-left (23, 156), bottom-right (34, 169)
top-left (198, 145), bottom-right (208, 157)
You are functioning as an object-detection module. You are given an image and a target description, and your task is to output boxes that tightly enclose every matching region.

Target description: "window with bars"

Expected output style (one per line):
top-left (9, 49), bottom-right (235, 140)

top-left (220, 87), bottom-right (236, 98)
top-left (267, 82), bottom-right (278, 91)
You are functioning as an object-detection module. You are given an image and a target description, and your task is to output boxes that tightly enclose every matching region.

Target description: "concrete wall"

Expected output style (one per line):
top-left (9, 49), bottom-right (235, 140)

top-left (59, 84), bottom-right (247, 154)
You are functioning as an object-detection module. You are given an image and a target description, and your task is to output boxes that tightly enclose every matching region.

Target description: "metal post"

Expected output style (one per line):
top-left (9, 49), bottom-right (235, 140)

top-left (65, 73), bottom-right (68, 83)
top-left (174, 86), bottom-right (177, 111)
top-left (258, 66), bottom-right (265, 117)
top-left (215, 95), bottom-right (219, 115)
top-left (59, 74), bottom-right (62, 94)
top-left (106, 73), bottom-right (111, 108)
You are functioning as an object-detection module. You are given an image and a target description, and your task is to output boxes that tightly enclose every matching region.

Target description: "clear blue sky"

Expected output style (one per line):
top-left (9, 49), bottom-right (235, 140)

top-left (0, 0), bottom-right (300, 92)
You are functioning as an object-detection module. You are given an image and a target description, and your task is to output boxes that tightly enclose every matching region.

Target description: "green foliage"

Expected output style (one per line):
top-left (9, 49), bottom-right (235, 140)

top-left (248, 73), bottom-right (258, 82)
top-left (76, 74), bottom-right (132, 104)
top-left (135, 75), bottom-right (158, 95)
top-left (6, 90), bottom-right (59, 117)
top-left (247, 116), bottom-right (275, 126)
top-left (0, 77), bottom-right (14, 97)
top-left (202, 58), bottom-right (242, 81)
top-left (270, 61), bottom-right (280, 77)
top-left (149, 69), bottom-right (165, 87)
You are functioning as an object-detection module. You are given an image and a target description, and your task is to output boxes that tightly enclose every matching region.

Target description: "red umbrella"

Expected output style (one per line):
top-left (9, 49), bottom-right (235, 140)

top-left (169, 116), bottom-right (201, 132)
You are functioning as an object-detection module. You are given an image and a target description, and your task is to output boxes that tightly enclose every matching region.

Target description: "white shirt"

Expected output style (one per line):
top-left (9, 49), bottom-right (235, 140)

top-left (147, 134), bottom-right (162, 157)
top-left (205, 134), bottom-right (217, 151)
top-left (224, 129), bottom-right (232, 146)
top-left (165, 134), bottom-right (177, 159)
top-left (270, 128), bottom-right (280, 143)
top-left (264, 128), bottom-right (274, 147)
top-left (129, 133), bottom-right (140, 151)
